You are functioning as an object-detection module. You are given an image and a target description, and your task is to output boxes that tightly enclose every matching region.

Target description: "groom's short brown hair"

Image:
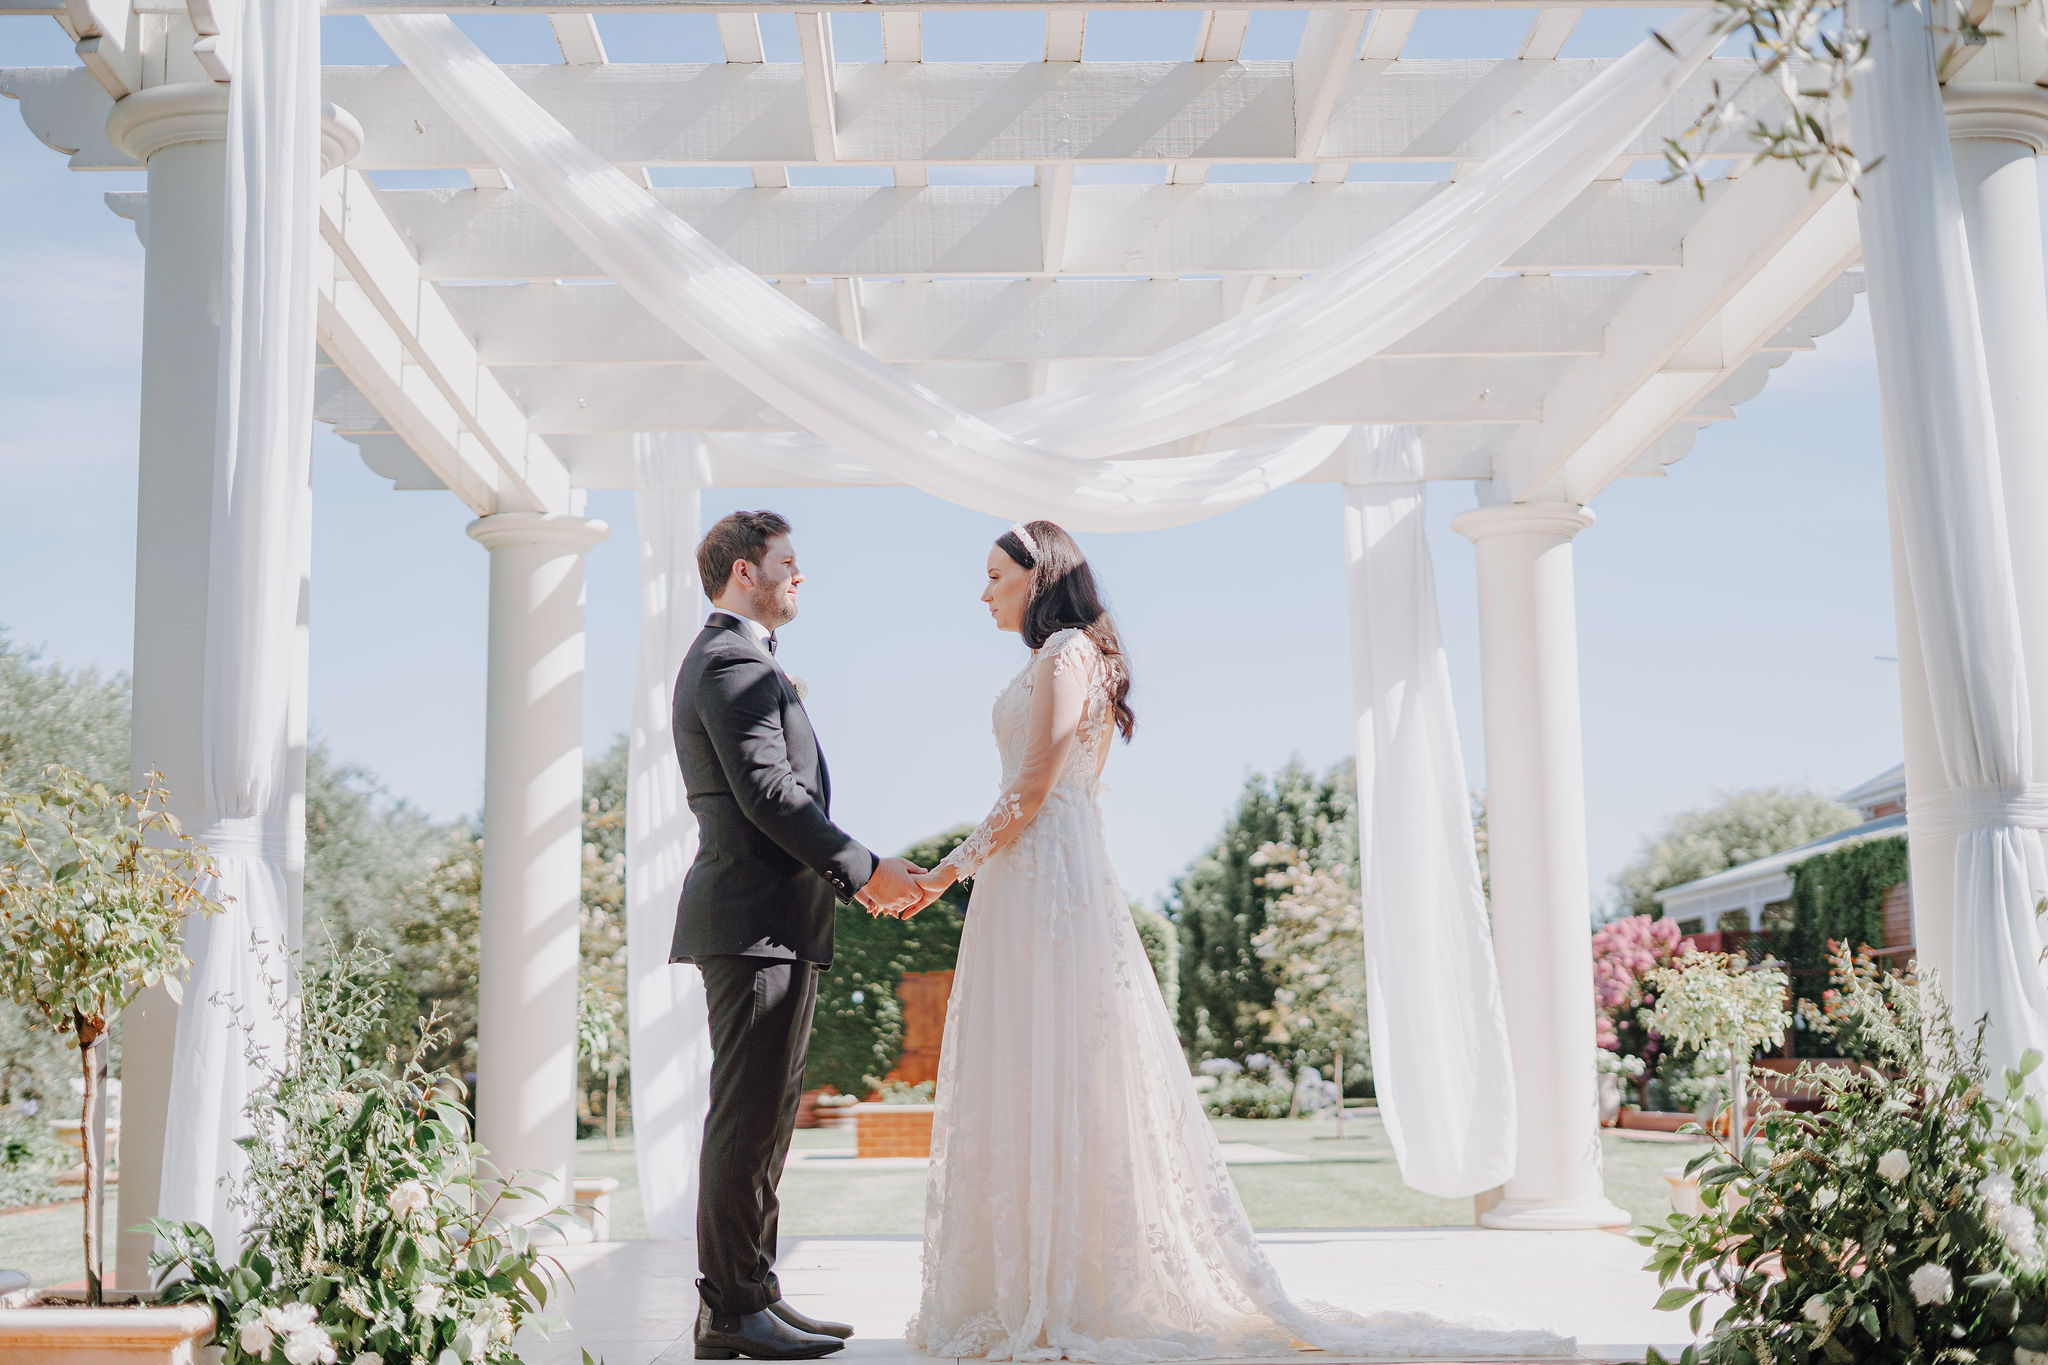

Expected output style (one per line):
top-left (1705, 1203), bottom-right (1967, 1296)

top-left (698, 510), bottom-right (793, 600)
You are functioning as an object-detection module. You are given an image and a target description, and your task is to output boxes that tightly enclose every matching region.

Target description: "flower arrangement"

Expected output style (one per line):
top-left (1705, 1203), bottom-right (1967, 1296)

top-left (1644, 949), bottom-right (1790, 1156)
top-left (876, 1079), bottom-right (935, 1105)
top-left (147, 943), bottom-right (572, 1365)
top-left (1639, 945), bottom-right (2048, 1362)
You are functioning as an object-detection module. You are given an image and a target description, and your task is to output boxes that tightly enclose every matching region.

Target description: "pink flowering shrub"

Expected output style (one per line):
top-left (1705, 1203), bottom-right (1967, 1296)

top-left (1591, 915), bottom-right (1684, 1077)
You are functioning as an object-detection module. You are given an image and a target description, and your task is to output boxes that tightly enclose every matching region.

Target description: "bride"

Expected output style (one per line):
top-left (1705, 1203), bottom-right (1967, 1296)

top-left (895, 521), bottom-right (1571, 1363)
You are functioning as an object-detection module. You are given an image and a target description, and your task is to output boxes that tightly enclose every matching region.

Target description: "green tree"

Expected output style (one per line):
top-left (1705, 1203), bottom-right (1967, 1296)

top-left (1249, 842), bottom-right (1367, 1083)
top-left (302, 747), bottom-right (449, 958)
top-left (1168, 758), bottom-right (1358, 1061)
top-left (0, 632), bottom-right (130, 791)
top-left (804, 827), bottom-right (973, 1096)
top-left (1614, 786), bottom-right (1858, 920)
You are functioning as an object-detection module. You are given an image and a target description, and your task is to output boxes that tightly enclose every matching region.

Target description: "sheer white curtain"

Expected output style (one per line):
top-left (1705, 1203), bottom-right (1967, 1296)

top-left (1342, 429), bottom-right (1516, 1197)
top-left (159, 0), bottom-right (321, 1244)
top-left (367, 11), bottom-right (1719, 526)
top-left (1850, 0), bottom-right (2048, 1072)
top-left (626, 434), bottom-right (714, 1240)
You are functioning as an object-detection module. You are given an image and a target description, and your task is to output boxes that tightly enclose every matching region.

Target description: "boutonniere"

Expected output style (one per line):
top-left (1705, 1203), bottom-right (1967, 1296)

top-left (788, 675), bottom-right (810, 702)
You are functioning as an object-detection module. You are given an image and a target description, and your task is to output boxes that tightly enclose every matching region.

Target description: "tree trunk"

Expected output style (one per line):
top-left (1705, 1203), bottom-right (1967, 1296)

top-left (605, 1069), bottom-right (617, 1151)
top-left (76, 1012), bottom-right (106, 1307)
top-left (1729, 1055), bottom-right (1749, 1163)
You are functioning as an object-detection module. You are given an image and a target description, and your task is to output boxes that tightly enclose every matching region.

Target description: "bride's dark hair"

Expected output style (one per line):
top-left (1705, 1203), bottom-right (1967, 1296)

top-left (994, 521), bottom-right (1135, 742)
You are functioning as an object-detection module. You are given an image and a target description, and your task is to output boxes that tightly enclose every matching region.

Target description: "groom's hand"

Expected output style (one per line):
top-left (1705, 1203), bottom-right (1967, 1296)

top-left (858, 856), bottom-right (925, 916)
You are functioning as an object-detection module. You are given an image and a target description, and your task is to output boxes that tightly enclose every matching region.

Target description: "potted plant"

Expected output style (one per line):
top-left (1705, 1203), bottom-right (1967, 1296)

top-left (0, 764), bottom-right (222, 1361)
top-left (1641, 948), bottom-right (1789, 1216)
top-left (1640, 945), bottom-right (2048, 1361)
top-left (1595, 1048), bottom-right (1646, 1127)
top-left (146, 940), bottom-right (575, 1364)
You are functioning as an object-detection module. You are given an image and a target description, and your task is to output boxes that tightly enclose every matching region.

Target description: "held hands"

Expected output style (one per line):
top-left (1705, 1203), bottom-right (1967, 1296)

top-left (856, 856), bottom-right (926, 918)
top-left (902, 865), bottom-right (958, 918)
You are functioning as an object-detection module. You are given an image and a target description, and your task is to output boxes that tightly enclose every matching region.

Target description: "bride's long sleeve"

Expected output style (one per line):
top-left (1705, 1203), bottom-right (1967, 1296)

top-left (940, 633), bottom-right (1097, 880)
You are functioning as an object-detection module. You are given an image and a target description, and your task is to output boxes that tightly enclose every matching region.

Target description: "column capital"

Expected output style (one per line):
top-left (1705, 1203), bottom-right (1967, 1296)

top-left (106, 83), bottom-right (364, 172)
top-left (1944, 83), bottom-right (2048, 153)
top-left (1451, 500), bottom-right (1595, 545)
top-left (467, 512), bottom-right (611, 554)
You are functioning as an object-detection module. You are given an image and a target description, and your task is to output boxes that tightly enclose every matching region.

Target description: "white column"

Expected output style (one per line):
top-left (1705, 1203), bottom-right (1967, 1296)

top-left (106, 85), bottom-right (230, 1292)
top-left (103, 82), bottom-right (360, 1288)
top-left (1452, 501), bottom-right (1628, 1230)
top-left (469, 512), bottom-right (610, 1222)
top-left (1909, 87), bottom-right (2048, 991)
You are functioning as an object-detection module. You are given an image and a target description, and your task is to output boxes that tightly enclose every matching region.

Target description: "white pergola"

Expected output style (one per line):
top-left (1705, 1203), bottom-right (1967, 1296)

top-left (7, 0), bottom-right (2048, 1288)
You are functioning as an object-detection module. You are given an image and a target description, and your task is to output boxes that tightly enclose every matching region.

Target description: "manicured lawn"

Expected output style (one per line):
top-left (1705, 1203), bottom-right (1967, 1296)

top-left (584, 1117), bottom-right (1707, 1239)
top-left (0, 1121), bottom-right (1706, 1285)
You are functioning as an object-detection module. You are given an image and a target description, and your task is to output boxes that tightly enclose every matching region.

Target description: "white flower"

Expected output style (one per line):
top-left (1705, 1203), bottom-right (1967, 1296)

top-left (1812, 1186), bottom-right (1838, 1210)
top-left (1877, 1148), bottom-right (1911, 1184)
top-left (2001, 1204), bottom-right (2042, 1265)
top-left (388, 1179), bottom-right (432, 1221)
top-left (1802, 1295), bottom-right (1830, 1326)
top-left (1908, 1263), bottom-right (1954, 1306)
top-left (2018, 1349), bottom-right (2048, 1365)
top-left (412, 1283), bottom-right (446, 1319)
top-left (240, 1317), bottom-right (276, 1358)
top-left (483, 1294), bottom-right (516, 1344)
top-left (283, 1327), bottom-right (337, 1365)
top-left (268, 1304), bottom-right (319, 1334)
top-left (453, 1322), bottom-right (489, 1361)
top-left (1980, 1172), bottom-right (2017, 1210)
top-left (352, 1355), bottom-right (384, 1365)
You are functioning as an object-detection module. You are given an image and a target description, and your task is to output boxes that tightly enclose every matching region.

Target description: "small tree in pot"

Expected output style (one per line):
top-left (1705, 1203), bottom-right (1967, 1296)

top-left (1645, 948), bottom-right (1790, 1160)
top-left (0, 765), bottom-right (220, 1304)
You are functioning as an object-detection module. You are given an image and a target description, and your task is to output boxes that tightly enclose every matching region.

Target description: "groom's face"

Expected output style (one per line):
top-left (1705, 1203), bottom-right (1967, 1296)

top-left (743, 532), bottom-right (802, 628)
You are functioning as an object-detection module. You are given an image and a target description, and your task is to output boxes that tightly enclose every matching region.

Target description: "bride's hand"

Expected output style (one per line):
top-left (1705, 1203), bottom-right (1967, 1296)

top-left (898, 866), bottom-right (957, 918)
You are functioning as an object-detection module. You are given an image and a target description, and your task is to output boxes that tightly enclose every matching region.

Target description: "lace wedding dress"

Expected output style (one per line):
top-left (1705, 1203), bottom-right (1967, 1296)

top-left (905, 628), bottom-right (1573, 1363)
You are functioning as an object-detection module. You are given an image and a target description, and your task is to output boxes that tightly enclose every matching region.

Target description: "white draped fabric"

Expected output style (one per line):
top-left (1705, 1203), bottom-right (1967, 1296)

top-left (1850, 0), bottom-right (2048, 1073)
top-left (368, 11), bottom-right (1719, 528)
top-left (1341, 428), bottom-right (1516, 1198)
top-left (626, 435), bottom-right (715, 1241)
top-left (159, 0), bottom-right (320, 1244)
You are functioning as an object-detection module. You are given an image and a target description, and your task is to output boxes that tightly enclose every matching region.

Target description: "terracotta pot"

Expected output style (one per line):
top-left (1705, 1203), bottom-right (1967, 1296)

top-left (0, 1294), bottom-right (215, 1364)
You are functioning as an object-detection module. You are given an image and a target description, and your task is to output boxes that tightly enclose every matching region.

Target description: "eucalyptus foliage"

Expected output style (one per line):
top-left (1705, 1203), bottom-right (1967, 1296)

top-left (1660, 0), bottom-right (1994, 196)
top-left (1640, 946), bottom-right (2048, 1364)
top-left (0, 764), bottom-right (221, 1303)
top-left (150, 943), bottom-right (574, 1365)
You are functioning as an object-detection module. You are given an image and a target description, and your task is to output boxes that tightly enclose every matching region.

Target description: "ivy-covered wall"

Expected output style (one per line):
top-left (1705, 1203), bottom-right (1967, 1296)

top-left (1784, 834), bottom-right (1910, 1006)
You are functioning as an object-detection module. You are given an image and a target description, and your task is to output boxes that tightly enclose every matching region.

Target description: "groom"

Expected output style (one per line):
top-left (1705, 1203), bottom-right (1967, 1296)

top-left (671, 510), bottom-right (925, 1361)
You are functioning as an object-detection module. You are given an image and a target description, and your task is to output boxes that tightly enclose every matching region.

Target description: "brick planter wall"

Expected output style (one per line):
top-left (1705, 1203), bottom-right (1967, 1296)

top-left (853, 1103), bottom-right (935, 1158)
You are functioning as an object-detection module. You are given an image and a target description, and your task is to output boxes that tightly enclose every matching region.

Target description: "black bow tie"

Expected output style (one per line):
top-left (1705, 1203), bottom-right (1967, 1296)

top-left (765, 633), bottom-right (778, 655)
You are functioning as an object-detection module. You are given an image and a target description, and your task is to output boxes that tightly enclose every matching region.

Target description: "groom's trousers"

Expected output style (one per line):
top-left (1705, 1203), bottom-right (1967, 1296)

top-left (697, 953), bottom-right (821, 1321)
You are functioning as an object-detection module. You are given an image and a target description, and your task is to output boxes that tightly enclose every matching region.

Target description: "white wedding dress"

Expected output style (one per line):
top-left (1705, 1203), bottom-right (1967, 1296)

top-left (905, 628), bottom-right (1572, 1363)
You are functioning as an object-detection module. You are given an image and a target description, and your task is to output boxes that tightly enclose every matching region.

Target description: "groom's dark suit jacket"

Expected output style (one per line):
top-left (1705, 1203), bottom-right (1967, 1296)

top-left (670, 611), bottom-right (877, 969)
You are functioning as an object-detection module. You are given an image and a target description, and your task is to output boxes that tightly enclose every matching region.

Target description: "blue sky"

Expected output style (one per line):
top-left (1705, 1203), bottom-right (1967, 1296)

top-left (0, 11), bottom-right (1916, 911)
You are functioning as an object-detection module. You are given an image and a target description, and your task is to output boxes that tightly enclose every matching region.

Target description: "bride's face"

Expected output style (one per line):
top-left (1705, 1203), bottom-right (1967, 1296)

top-left (983, 546), bottom-right (1032, 633)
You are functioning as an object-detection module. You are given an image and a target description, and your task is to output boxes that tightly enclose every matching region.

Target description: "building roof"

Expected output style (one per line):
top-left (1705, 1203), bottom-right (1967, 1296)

top-left (1838, 762), bottom-right (1906, 815)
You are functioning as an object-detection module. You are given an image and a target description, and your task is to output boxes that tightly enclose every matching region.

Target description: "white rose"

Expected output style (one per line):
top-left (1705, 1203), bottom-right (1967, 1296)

top-left (283, 1327), bottom-right (337, 1365)
top-left (240, 1317), bottom-right (276, 1358)
top-left (1802, 1295), bottom-right (1830, 1326)
top-left (1979, 1172), bottom-right (2017, 1210)
top-left (388, 1180), bottom-right (431, 1221)
top-left (2001, 1204), bottom-right (2042, 1265)
top-left (1877, 1148), bottom-right (1912, 1184)
top-left (1908, 1263), bottom-right (1954, 1306)
top-left (412, 1283), bottom-right (446, 1319)
top-left (1812, 1186), bottom-right (1838, 1210)
top-left (270, 1304), bottom-right (319, 1334)
top-left (453, 1322), bottom-right (489, 1361)
top-left (2017, 1349), bottom-right (2048, 1365)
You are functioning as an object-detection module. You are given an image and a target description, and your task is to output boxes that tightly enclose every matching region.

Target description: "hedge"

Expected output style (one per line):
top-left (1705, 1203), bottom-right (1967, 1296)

top-left (1784, 833), bottom-right (1910, 1007)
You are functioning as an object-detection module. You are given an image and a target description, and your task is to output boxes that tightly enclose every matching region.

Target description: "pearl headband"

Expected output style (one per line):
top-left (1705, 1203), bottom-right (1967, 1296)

top-left (1008, 523), bottom-right (1040, 559)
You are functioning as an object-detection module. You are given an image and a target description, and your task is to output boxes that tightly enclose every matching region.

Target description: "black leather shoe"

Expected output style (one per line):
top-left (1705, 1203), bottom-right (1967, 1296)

top-left (695, 1306), bottom-right (844, 1360)
top-left (768, 1299), bottom-right (853, 1341)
